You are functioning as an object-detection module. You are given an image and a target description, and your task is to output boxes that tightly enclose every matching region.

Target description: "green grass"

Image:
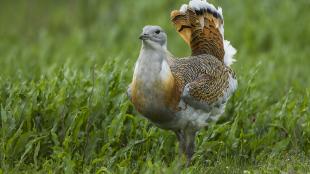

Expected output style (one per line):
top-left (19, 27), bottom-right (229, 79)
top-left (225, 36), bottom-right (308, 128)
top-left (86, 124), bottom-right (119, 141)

top-left (0, 0), bottom-right (310, 173)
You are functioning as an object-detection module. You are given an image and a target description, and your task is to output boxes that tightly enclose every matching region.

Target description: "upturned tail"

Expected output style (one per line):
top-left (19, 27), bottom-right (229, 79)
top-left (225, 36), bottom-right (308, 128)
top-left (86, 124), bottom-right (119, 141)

top-left (170, 0), bottom-right (237, 66)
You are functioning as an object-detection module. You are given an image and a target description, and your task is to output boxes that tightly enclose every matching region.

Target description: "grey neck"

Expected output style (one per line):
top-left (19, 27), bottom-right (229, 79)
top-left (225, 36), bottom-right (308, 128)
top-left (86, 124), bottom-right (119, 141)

top-left (138, 41), bottom-right (166, 71)
top-left (142, 39), bottom-right (167, 51)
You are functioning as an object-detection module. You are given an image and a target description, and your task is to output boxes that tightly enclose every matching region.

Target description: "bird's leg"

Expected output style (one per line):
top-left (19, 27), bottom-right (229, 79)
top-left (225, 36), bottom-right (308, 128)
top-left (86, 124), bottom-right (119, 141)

top-left (175, 128), bottom-right (197, 167)
top-left (175, 130), bottom-right (186, 158)
top-left (184, 128), bottom-right (197, 167)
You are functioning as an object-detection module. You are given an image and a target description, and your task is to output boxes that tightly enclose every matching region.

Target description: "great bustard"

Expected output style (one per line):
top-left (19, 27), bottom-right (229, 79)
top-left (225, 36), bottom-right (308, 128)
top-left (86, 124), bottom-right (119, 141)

top-left (127, 0), bottom-right (237, 166)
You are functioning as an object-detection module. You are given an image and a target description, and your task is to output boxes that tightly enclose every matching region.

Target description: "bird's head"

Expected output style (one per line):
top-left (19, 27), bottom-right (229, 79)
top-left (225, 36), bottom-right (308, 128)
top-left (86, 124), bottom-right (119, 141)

top-left (139, 25), bottom-right (167, 49)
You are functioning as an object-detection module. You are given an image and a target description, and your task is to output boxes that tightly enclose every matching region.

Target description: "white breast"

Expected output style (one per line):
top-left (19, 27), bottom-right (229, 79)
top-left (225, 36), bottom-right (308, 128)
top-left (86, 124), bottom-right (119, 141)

top-left (159, 60), bottom-right (171, 81)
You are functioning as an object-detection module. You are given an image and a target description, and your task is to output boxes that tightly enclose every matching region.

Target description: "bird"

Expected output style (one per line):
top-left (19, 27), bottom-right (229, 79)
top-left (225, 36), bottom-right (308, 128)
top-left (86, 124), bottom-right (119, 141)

top-left (127, 0), bottom-right (237, 166)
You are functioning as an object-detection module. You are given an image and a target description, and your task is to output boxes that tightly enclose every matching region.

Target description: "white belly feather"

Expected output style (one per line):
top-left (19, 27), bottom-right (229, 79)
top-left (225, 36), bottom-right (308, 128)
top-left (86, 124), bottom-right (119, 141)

top-left (172, 100), bottom-right (226, 129)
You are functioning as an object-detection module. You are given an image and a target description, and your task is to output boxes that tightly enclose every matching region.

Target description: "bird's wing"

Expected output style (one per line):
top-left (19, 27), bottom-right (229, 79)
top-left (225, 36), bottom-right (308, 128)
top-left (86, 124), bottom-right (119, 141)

top-left (171, 0), bottom-right (236, 66)
top-left (169, 54), bottom-right (235, 109)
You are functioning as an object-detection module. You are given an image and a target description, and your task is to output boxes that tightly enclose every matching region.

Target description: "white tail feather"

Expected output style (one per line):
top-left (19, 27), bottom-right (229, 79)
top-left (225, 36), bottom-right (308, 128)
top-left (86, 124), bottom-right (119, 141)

top-left (189, 0), bottom-right (207, 11)
top-left (224, 40), bottom-right (237, 66)
top-left (189, 0), bottom-right (223, 19)
top-left (180, 4), bottom-right (188, 13)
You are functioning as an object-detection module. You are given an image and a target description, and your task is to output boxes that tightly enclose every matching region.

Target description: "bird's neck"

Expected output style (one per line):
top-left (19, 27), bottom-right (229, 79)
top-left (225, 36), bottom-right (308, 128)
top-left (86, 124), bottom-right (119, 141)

top-left (142, 40), bottom-right (167, 51)
top-left (134, 43), bottom-right (171, 93)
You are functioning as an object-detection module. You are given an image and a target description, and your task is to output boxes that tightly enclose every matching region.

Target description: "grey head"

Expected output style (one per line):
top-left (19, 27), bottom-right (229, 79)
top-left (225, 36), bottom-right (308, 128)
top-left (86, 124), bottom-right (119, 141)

top-left (139, 25), bottom-right (167, 48)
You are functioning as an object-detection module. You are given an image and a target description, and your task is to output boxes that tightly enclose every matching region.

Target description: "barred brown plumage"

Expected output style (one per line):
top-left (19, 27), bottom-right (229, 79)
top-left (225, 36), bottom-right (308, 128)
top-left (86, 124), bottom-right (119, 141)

top-left (168, 54), bottom-right (233, 105)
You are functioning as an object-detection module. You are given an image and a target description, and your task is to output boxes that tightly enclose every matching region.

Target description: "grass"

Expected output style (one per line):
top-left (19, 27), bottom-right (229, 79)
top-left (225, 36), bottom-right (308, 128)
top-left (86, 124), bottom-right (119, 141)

top-left (0, 0), bottom-right (310, 173)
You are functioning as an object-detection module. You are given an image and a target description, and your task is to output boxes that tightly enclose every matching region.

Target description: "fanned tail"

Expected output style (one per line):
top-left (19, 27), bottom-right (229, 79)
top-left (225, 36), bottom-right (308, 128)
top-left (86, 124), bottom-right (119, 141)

top-left (171, 0), bottom-right (237, 66)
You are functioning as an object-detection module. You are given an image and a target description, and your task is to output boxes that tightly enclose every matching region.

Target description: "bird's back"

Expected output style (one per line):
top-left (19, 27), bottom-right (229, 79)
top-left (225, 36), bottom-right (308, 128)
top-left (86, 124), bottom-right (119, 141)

top-left (169, 54), bottom-right (235, 105)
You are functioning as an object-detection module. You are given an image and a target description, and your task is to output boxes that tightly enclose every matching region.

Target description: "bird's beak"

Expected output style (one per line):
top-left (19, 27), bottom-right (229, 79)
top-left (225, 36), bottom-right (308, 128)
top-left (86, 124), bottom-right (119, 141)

top-left (139, 33), bottom-right (150, 40)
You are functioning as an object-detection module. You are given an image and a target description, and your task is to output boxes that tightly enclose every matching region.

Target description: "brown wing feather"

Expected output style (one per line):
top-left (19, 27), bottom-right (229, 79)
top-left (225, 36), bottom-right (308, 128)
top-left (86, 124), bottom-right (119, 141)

top-left (169, 54), bottom-right (233, 104)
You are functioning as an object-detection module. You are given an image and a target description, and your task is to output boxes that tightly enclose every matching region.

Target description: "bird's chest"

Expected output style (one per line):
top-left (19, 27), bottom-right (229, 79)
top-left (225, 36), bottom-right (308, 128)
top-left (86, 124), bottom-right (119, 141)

top-left (131, 54), bottom-right (178, 122)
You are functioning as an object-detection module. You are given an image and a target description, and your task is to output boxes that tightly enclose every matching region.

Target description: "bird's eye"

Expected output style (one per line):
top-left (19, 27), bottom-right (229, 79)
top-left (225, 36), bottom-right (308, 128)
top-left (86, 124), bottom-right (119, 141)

top-left (155, 30), bottom-right (160, 34)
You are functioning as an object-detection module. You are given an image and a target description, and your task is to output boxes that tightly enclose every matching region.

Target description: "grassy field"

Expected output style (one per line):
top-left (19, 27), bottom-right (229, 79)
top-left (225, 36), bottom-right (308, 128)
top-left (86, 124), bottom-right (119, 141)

top-left (0, 0), bottom-right (310, 173)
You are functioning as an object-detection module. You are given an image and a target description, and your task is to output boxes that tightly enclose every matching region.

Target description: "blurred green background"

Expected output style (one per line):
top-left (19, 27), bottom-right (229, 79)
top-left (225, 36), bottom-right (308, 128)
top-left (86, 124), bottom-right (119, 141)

top-left (0, 0), bottom-right (310, 173)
